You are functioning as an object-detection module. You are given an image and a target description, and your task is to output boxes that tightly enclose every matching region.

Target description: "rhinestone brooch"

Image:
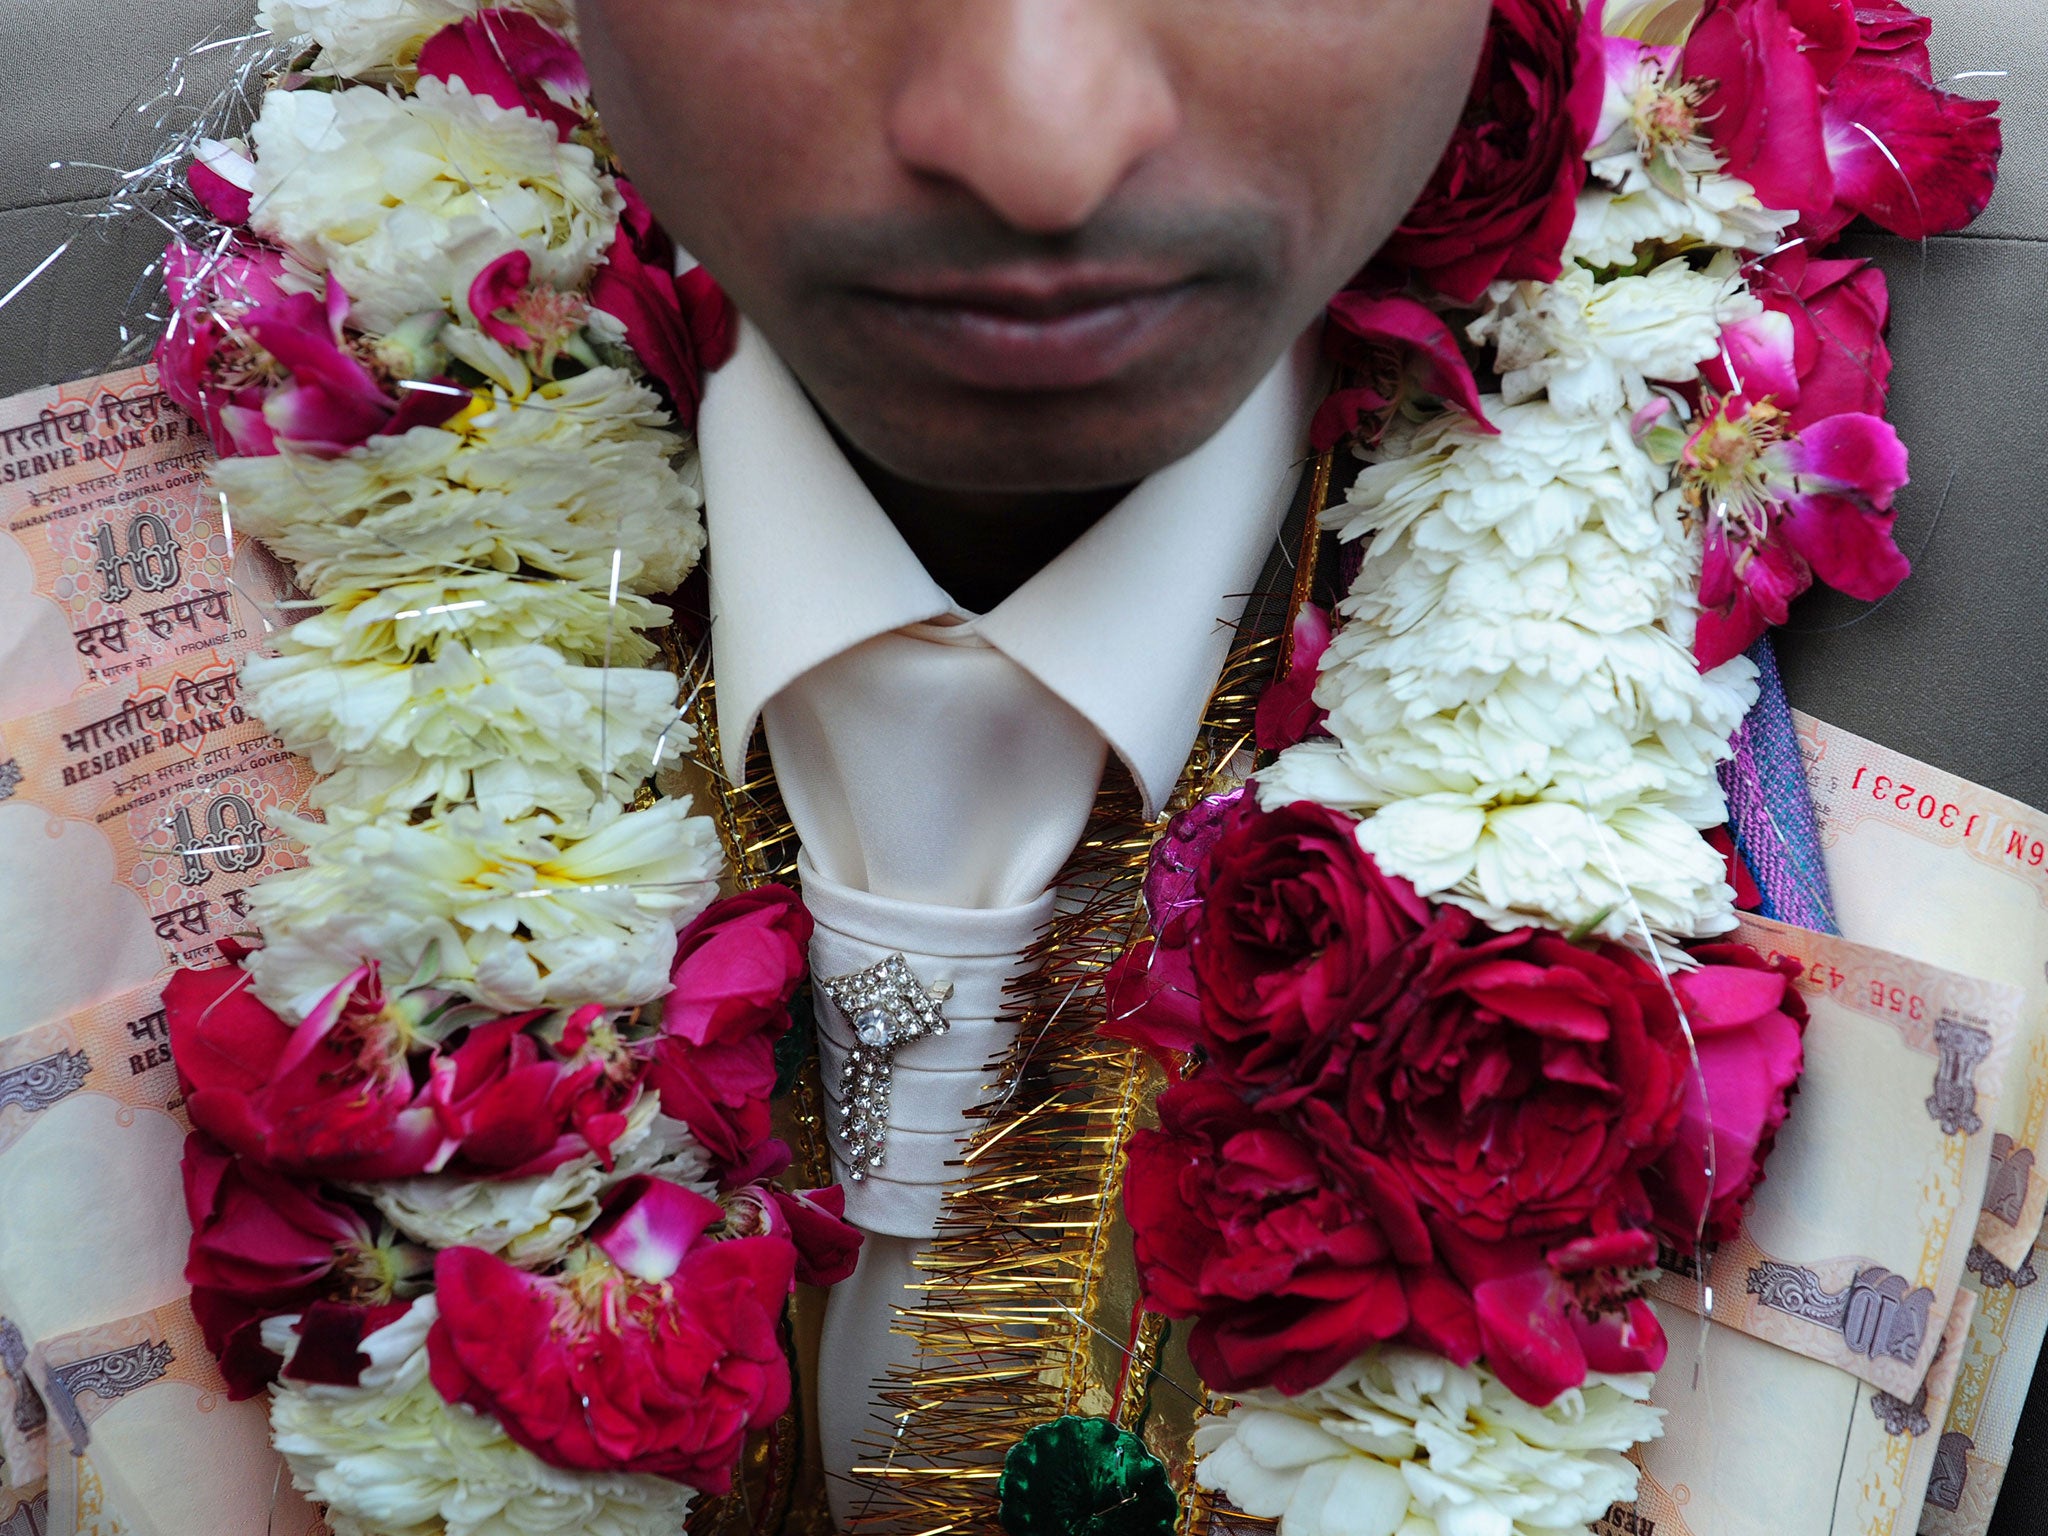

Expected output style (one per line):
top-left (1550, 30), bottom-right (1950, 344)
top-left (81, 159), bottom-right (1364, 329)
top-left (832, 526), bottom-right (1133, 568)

top-left (816, 953), bottom-right (953, 1180)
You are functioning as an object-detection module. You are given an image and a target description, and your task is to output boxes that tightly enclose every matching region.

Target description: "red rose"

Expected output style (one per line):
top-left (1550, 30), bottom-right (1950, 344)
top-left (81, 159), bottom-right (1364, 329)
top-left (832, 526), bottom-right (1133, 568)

top-left (664, 886), bottom-right (813, 1047)
top-left (1346, 928), bottom-right (1689, 1246)
top-left (1377, 0), bottom-right (1605, 303)
top-left (590, 181), bottom-right (739, 431)
top-left (425, 1009), bottom-right (637, 1179)
top-left (1126, 1080), bottom-right (1447, 1395)
top-left (1101, 935), bottom-right (1204, 1071)
top-left (428, 1179), bottom-right (794, 1490)
top-left (1647, 943), bottom-right (1808, 1244)
top-left (766, 1186), bottom-right (864, 1288)
top-left (182, 1135), bottom-right (371, 1301)
top-left (1437, 1227), bottom-right (1667, 1405)
top-left (167, 963), bottom-right (452, 1181)
top-left (1191, 800), bottom-right (1437, 1102)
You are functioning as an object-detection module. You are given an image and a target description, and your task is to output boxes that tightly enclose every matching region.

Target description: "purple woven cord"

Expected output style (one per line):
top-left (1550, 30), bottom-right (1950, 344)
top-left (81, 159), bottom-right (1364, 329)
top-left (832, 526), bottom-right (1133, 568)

top-left (1717, 637), bottom-right (1839, 934)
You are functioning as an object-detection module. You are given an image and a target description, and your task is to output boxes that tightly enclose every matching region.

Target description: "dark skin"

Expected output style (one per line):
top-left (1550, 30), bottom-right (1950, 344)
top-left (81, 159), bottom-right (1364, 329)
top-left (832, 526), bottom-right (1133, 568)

top-left (577, 0), bottom-right (1494, 606)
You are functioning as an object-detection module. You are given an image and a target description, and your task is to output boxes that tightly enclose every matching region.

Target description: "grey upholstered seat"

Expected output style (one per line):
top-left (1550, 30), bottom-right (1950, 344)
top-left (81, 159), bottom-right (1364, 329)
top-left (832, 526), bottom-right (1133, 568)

top-left (1, 0), bottom-right (2044, 1528)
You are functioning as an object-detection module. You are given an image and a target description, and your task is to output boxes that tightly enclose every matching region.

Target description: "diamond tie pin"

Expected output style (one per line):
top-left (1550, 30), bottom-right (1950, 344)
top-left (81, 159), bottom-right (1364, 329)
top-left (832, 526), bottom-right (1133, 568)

top-left (817, 953), bottom-right (953, 1180)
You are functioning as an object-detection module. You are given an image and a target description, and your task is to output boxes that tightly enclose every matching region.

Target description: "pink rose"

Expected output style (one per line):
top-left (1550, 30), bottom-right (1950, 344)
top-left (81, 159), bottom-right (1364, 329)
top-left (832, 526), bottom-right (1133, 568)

top-left (1438, 1227), bottom-right (1667, 1405)
top-left (590, 181), bottom-right (739, 431)
top-left (1683, 0), bottom-right (1835, 227)
top-left (182, 1135), bottom-right (371, 1301)
top-left (1311, 291), bottom-right (1493, 452)
top-left (417, 9), bottom-right (590, 139)
top-left (1101, 935), bottom-right (1204, 1070)
top-left (1648, 943), bottom-right (1809, 1244)
top-left (1253, 604), bottom-right (1333, 752)
top-left (664, 886), bottom-right (813, 1047)
top-left (428, 1178), bottom-right (794, 1490)
top-left (156, 239), bottom-right (288, 459)
top-left (1710, 245), bottom-right (1891, 430)
top-left (644, 1034), bottom-right (778, 1179)
top-left (1377, 0), bottom-right (1605, 303)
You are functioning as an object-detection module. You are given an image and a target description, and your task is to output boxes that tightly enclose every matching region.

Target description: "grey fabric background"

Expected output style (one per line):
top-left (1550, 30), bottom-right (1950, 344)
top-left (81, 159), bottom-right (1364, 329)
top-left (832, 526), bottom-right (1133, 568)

top-left (0, 0), bottom-right (2044, 1526)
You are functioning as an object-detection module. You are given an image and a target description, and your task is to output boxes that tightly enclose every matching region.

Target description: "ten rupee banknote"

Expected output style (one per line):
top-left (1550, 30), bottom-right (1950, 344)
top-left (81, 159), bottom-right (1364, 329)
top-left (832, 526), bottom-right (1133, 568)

top-left (0, 366), bottom-right (289, 723)
top-left (1649, 916), bottom-right (2022, 1402)
top-left (1798, 714), bottom-right (2048, 1273)
top-left (0, 658), bottom-right (313, 1035)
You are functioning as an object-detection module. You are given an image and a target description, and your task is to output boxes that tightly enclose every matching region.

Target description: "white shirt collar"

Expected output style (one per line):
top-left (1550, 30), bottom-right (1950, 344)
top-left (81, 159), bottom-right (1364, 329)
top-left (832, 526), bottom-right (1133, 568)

top-left (698, 321), bottom-right (1320, 816)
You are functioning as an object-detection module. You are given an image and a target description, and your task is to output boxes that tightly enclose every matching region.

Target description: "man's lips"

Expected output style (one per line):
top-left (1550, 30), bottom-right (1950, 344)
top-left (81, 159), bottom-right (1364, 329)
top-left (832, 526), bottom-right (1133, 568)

top-left (838, 270), bottom-right (1211, 393)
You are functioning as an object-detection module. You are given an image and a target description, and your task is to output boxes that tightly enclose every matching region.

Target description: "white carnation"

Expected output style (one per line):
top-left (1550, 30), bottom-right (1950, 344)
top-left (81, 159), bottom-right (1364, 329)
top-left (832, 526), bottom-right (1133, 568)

top-left (360, 1097), bottom-right (712, 1267)
top-left (1567, 181), bottom-right (1793, 271)
top-left (249, 79), bottom-right (621, 334)
top-left (242, 639), bottom-right (686, 820)
top-left (257, 0), bottom-right (482, 75)
top-left (1471, 255), bottom-right (1758, 418)
top-left (214, 365), bottom-right (705, 599)
top-left (264, 1299), bottom-right (694, 1536)
top-left (1331, 400), bottom-right (1667, 562)
top-left (1193, 1347), bottom-right (1661, 1536)
top-left (246, 797), bottom-right (722, 1018)
top-left (1263, 395), bottom-right (1760, 942)
top-left (280, 575), bottom-right (671, 672)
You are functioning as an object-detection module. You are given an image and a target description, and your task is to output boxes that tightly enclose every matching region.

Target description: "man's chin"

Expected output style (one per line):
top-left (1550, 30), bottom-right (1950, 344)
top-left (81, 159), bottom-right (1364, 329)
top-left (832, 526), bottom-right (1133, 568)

top-left (808, 377), bottom-right (1260, 497)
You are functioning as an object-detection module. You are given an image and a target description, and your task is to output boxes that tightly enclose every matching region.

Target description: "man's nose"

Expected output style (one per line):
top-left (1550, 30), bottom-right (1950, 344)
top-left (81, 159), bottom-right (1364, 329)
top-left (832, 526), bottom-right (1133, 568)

top-left (888, 0), bottom-right (1181, 235)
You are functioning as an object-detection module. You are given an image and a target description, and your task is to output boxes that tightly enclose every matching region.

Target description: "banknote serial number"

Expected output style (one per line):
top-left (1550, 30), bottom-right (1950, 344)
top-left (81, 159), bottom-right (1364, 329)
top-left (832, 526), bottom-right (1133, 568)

top-left (1848, 767), bottom-right (1983, 835)
top-left (1759, 949), bottom-right (1929, 1019)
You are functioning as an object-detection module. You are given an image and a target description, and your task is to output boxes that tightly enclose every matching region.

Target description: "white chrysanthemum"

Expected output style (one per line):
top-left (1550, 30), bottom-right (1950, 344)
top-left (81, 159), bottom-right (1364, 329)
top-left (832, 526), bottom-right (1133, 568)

top-left (1470, 255), bottom-right (1758, 418)
top-left (264, 1299), bottom-right (694, 1536)
top-left (246, 797), bottom-right (721, 1018)
top-left (214, 365), bottom-right (704, 598)
top-left (359, 1097), bottom-right (712, 1268)
top-left (281, 575), bottom-right (671, 672)
top-left (1193, 1348), bottom-right (1661, 1536)
top-left (257, 0), bottom-right (574, 77)
top-left (249, 79), bottom-right (621, 334)
top-left (242, 639), bottom-right (686, 820)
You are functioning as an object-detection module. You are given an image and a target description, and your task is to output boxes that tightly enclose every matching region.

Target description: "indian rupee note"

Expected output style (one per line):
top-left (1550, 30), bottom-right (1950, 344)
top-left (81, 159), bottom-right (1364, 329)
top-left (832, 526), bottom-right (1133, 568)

top-left (0, 1321), bottom-right (44, 1492)
top-left (1649, 916), bottom-right (2020, 1400)
top-left (1918, 1234), bottom-right (2048, 1535)
top-left (27, 1301), bottom-right (318, 1536)
top-left (0, 1476), bottom-right (49, 1536)
top-left (0, 367), bottom-right (288, 721)
top-left (0, 983), bottom-right (194, 1437)
top-left (1798, 713), bottom-right (2048, 1273)
top-left (1605, 1289), bottom-right (1976, 1536)
top-left (0, 660), bottom-right (314, 1034)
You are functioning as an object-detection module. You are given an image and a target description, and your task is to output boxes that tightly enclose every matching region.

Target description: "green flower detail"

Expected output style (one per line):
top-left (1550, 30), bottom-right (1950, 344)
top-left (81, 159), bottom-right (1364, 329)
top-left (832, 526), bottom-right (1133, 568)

top-left (997, 1416), bottom-right (1178, 1536)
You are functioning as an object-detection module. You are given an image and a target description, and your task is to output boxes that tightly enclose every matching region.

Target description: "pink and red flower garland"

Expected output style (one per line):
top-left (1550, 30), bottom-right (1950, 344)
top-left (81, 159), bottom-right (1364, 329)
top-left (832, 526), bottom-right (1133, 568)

top-left (1122, 0), bottom-right (1995, 1414)
top-left (168, 885), bottom-right (857, 1497)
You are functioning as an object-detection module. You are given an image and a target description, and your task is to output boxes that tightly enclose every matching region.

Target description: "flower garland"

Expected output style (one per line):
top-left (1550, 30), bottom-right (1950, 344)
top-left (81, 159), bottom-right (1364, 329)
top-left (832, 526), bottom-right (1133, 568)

top-left (152, 3), bottom-right (861, 1531)
top-left (1113, 1), bottom-right (1999, 1532)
